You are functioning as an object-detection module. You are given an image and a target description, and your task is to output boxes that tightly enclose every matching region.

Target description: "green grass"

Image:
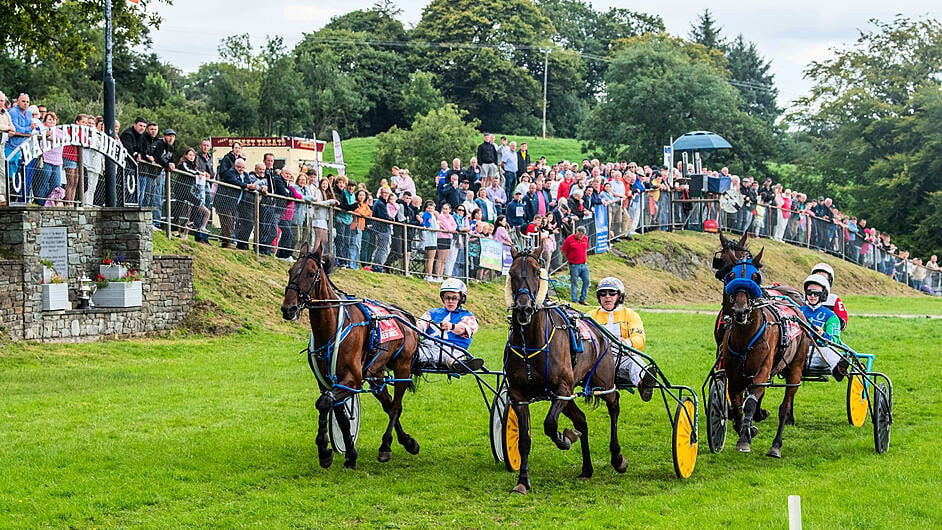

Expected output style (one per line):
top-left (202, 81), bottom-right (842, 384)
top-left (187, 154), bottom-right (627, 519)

top-left (2, 311), bottom-right (939, 527)
top-left (321, 134), bottom-right (584, 183)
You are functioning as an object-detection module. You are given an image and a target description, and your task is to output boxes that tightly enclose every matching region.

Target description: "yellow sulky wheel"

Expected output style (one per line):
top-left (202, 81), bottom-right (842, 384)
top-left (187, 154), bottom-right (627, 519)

top-left (672, 397), bottom-right (698, 479)
top-left (846, 374), bottom-right (869, 427)
top-left (502, 405), bottom-right (522, 472)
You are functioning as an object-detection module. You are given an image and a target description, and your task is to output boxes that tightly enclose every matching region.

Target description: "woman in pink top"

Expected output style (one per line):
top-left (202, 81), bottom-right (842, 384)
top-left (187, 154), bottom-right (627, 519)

top-left (35, 112), bottom-right (64, 205)
top-left (434, 203), bottom-right (457, 281)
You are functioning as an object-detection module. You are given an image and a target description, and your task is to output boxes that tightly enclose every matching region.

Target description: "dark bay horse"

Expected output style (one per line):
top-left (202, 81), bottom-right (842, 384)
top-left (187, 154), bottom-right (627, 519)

top-left (721, 254), bottom-right (810, 457)
top-left (281, 243), bottom-right (421, 469)
top-left (504, 246), bottom-right (626, 494)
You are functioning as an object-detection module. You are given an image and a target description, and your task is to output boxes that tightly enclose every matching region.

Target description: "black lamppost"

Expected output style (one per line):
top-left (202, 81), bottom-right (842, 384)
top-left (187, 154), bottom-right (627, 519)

top-left (103, 0), bottom-right (117, 207)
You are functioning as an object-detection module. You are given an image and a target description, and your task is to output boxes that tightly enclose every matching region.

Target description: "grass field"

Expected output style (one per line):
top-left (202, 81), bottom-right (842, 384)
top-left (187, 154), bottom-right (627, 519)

top-left (2, 310), bottom-right (939, 527)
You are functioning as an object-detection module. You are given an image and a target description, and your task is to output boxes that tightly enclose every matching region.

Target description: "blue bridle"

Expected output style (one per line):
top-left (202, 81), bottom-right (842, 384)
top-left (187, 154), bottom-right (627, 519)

top-left (723, 258), bottom-right (764, 300)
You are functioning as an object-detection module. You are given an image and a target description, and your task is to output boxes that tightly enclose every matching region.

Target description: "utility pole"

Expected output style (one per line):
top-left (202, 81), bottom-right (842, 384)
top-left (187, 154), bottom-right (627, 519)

top-left (103, 0), bottom-right (117, 207)
top-left (541, 48), bottom-right (549, 139)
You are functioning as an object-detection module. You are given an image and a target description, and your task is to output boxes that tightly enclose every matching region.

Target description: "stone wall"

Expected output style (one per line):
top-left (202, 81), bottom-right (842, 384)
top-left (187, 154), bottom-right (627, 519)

top-left (0, 207), bottom-right (193, 342)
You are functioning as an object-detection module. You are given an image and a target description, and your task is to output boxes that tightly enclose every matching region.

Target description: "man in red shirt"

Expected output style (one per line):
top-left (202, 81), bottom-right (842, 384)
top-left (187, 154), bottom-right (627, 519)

top-left (561, 225), bottom-right (590, 304)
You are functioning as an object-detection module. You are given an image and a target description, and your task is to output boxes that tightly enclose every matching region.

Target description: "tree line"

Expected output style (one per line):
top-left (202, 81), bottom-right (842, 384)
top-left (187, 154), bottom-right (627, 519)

top-left (1, 1), bottom-right (939, 256)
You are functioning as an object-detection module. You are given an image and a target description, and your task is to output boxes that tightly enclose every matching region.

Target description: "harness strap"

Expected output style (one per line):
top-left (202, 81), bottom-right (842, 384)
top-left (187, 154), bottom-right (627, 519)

top-left (727, 321), bottom-right (767, 360)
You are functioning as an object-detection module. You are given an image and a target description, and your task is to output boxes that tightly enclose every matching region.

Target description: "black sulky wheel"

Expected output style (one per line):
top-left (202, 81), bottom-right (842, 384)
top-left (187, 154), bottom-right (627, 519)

top-left (328, 394), bottom-right (361, 454)
top-left (706, 373), bottom-right (728, 454)
top-left (489, 385), bottom-right (510, 466)
top-left (872, 382), bottom-right (892, 454)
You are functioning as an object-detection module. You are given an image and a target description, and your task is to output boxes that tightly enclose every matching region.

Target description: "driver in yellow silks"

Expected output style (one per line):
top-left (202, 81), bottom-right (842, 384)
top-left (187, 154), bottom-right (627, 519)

top-left (586, 277), bottom-right (655, 401)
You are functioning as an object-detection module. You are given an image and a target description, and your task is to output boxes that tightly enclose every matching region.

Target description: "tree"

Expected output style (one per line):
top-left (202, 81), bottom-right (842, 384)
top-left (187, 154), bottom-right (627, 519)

top-left (791, 16), bottom-right (942, 256)
top-left (295, 48), bottom-right (368, 138)
top-left (725, 35), bottom-right (779, 123)
top-left (258, 37), bottom-right (309, 136)
top-left (399, 71), bottom-right (446, 121)
top-left (0, 0), bottom-right (166, 69)
top-left (689, 9), bottom-right (725, 50)
top-left (410, 0), bottom-right (556, 134)
top-left (370, 104), bottom-right (480, 199)
top-left (579, 39), bottom-right (775, 170)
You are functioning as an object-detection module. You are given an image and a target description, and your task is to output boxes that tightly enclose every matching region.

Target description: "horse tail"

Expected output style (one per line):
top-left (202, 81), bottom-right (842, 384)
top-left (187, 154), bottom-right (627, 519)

top-left (582, 394), bottom-right (602, 408)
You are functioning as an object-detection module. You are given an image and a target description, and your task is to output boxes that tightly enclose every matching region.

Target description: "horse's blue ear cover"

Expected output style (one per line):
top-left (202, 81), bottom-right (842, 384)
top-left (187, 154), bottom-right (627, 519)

top-left (723, 261), bottom-right (763, 299)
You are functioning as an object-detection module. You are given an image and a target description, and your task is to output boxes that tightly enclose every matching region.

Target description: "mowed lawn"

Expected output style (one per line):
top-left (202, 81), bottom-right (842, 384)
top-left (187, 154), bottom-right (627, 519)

top-left (1, 311), bottom-right (940, 527)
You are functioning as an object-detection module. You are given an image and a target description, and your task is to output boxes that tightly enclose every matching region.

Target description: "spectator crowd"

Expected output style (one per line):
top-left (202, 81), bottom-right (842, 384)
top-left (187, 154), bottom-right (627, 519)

top-left (2, 96), bottom-right (937, 295)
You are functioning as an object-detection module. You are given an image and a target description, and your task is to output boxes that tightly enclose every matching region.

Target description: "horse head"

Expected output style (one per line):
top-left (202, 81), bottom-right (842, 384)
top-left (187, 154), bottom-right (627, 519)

top-left (506, 244), bottom-right (549, 326)
top-left (281, 242), bottom-right (335, 321)
top-left (714, 232), bottom-right (753, 280)
top-left (722, 249), bottom-right (764, 324)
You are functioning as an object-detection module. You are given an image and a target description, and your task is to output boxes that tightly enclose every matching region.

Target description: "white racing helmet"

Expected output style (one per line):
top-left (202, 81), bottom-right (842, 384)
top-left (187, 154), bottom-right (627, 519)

top-left (440, 278), bottom-right (468, 304)
top-left (803, 274), bottom-right (831, 303)
top-left (811, 262), bottom-right (835, 284)
top-left (596, 277), bottom-right (626, 305)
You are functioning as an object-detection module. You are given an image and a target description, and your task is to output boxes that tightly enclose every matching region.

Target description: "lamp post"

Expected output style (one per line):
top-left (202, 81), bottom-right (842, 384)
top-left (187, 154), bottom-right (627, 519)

top-left (103, 0), bottom-right (117, 207)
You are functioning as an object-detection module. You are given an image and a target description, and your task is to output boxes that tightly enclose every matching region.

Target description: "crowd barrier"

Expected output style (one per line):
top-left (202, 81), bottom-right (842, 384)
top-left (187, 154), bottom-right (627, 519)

top-left (5, 154), bottom-right (938, 295)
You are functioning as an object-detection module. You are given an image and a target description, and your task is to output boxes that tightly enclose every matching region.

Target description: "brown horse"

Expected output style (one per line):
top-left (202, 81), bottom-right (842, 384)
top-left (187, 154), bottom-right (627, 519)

top-left (281, 243), bottom-right (421, 469)
top-left (720, 253), bottom-right (810, 457)
top-left (504, 245), bottom-right (626, 494)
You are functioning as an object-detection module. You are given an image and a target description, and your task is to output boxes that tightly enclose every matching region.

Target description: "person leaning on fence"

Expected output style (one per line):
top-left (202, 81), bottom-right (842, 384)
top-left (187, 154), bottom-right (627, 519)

top-left (216, 158), bottom-right (257, 249)
top-left (586, 277), bottom-right (655, 401)
top-left (331, 175), bottom-right (357, 267)
top-left (561, 225), bottom-right (590, 305)
top-left (800, 274), bottom-right (850, 381)
top-left (415, 279), bottom-right (485, 374)
top-left (176, 148), bottom-right (209, 240)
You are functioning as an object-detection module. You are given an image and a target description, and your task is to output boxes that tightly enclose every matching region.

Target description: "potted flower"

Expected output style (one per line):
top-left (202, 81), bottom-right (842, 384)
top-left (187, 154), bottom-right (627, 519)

top-left (99, 254), bottom-right (128, 280)
top-left (92, 268), bottom-right (142, 308)
top-left (41, 263), bottom-right (68, 311)
top-left (41, 259), bottom-right (56, 284)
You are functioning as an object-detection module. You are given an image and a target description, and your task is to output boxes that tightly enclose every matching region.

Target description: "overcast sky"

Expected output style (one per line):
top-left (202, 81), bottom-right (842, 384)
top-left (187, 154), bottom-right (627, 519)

top-left (149, 1), bottom-right (941, 110)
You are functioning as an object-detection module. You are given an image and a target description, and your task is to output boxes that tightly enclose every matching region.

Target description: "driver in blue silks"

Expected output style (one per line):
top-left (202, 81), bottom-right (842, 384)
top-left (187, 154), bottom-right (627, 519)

top-left (415, 278), bottom-right (485, 374)
top-left (800, 274), bottom-right (849, 381)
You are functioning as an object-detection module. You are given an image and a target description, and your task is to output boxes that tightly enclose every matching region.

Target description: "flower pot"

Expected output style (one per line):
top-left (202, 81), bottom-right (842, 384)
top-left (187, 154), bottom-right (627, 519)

top-left (99, 264), bottom-right (128, 280)
top-left (42, 266), bottom-right (55, 284)
top-left (42, 282), bottom-right (69, 311)
top-left (92, 281), bottom-right (142, 308)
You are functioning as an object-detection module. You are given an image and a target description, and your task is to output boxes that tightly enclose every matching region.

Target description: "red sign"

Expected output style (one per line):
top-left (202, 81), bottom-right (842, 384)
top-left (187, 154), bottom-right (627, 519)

top-left (290, 138), bottom-right (326, 152)
top-left (210, 137), bottom-right (290, 149)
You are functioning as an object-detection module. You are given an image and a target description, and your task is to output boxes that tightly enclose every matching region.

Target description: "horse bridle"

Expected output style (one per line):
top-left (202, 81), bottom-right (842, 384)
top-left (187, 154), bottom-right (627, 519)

top-left (510, 252), bottom-right (548, 325)
top-left (284, 252), bottom-right (323, 310)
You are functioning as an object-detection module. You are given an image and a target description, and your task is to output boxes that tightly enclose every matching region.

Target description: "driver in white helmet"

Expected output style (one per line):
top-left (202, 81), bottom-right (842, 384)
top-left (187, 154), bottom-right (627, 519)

top-left (415, 278), bottom-right (485, 374)
top-left (800, 274), bottom-right (849, 380)
top-left (586, 277), bottom-right (656, 401)
top-left (810, 262), bottom-right (848, 329)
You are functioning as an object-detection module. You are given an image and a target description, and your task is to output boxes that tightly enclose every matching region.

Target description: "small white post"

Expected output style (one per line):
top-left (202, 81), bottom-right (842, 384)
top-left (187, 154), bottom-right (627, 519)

top-left (788, 495), bottom-right (802, 530)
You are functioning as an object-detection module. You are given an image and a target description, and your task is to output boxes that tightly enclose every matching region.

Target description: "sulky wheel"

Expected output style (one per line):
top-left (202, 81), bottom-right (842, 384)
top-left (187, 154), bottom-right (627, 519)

top-left (706, 374), bottom-right (728, 453)
top-left (328, 394), bottom-right (361, 454)
top-left (501, 402), bottom-right (522, 472)
top-left (846, 374), bottom-right (869, 427)
top-left (489, 385), bottom-right (510, 465)
top-left (672, 397), bottom-right (698, 479)
top-left (872, 382), bottom-right (892, 454)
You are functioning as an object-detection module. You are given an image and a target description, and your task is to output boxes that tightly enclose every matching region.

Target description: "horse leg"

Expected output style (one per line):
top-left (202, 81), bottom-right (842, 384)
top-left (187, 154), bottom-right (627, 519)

top-left (736, 388), bottom-right (764, 453)
top-left (314, 392), bottom-right (334, 468)
top-left (561, 400), bottom-right (593, 479)
top-left (768, 370), bottom-right (801, 458)
top-left (391, 380), bottom-right (420, 455)
top-left (544, 399), bottom-right (580, 451)
top-left (604, 393), bottom-right (627, 473)
top-left (372, 388), bottom-right (396, 462)
top-left (511, 403), bottom-right (533, 495)
top-left (753, 393), bottom-right (771, 423)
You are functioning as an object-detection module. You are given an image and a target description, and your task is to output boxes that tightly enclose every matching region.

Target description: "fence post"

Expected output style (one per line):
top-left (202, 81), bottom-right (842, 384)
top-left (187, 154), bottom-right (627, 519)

top-left (164, 170), bottom-right (171, 237)
top-left (253, 192), bottom-right (260, 256)
top-left (403, 223), bottom-right (411, 277)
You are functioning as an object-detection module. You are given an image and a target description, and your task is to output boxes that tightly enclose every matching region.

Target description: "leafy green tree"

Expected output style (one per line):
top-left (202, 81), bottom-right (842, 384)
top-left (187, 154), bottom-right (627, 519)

top-left (789, 15), bottom-right (942, 255)
top-left (410, 0), bottom-right (555, 134)
top-left (258, 37), bottom-right (309, 136)
top-left (185, 34), bottom-right (264, 135)
top-left (689, 8), bottom-right (726, 50)
top-left (325, 3), bottom-right (407, 41)
top-left (579, 39), bottom-right (774, 171)
top-left (0, 0), bottom-right (166, 69)
top-left (725, 35), bottom-right (779, 123)
top-left (295, 47), bottom-right (368, 139)
top-left (370, 104), bottom-right (480, 199)
top-left (399, 71), bottom-right (446, 121)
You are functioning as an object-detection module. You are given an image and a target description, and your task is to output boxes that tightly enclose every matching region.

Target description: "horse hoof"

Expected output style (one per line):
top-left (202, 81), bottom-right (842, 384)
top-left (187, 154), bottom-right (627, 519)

top-left (510, 484), bottom-right (528, 495)
top-left (766, 447), bottom-right (782, 459)
top-left (343, 458), bottom-right (357, 469)
top-left (377, 451), bottom-right (392, 463)
top-left (613, 455), bottom-right (628, 474)
top-left (736, 441), bottom-right (752, 453)
top-left (402, 437), bottom-right (420, 455)
top-left (318, 450), bottom-right (334, 469)
top-left (754, 408), bottom-right (770, 422)
top-left (577, 471), bottom-right (593, 480)
top-left (750, 426), bottom-right (759, 438)
top-left (563, 428), bottom-right (581, 443)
